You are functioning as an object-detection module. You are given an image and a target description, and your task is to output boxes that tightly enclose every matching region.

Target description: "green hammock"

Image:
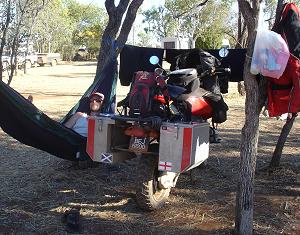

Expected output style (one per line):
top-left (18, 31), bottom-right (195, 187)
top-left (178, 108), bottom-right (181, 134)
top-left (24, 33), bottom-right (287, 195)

top-left (0, 58), bottom-right (118, 161)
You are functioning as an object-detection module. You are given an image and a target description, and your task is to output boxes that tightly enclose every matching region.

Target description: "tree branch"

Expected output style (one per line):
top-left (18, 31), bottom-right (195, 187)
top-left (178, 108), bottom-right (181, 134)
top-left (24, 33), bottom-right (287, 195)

top-left (269, 115), bottom-right (296, 168)
top-left (116, 0), bottom-right (144, 52)
top-left (116, 0), bottom-right (130, 16)
top-left (175, 0), bottom-right (209, 18)
top-left (105, 0), bottom-right (116, 16)
top-left (238, 0), bottom-right (255, 28)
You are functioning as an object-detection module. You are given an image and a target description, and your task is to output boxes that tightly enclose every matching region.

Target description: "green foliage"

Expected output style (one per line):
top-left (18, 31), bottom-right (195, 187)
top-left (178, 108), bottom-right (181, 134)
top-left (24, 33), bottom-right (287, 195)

top-left (32, 0), bottom-right (107, 60)
top-left (33, 0), bottom-right (74, 55)
top-left (194, 1), bottom-right (233, 49)
top-left (137, 31), bottom-right (153, 47)
top-left (142, 0), bottom-right (233, 49)
top-left (142, 6), bottom-right (176, 40)
top-left (64, 0), bottom-right (107, 50)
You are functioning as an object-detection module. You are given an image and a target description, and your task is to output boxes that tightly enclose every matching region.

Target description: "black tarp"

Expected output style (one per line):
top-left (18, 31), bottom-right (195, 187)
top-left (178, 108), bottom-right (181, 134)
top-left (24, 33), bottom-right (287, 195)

top-left (119, 45), bottom-right (246, 86)
top-left (119, 45), bottom-right (164, 86)
top-left (0, 58), bottom-right (118, 161)
top-left (165, 48), bottom-right (246, 82)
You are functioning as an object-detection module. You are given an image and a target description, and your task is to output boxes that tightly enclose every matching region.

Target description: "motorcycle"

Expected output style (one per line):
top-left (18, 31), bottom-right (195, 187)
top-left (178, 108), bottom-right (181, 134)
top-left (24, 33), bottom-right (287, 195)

top-left (86, 49), bottom-right (231, 211)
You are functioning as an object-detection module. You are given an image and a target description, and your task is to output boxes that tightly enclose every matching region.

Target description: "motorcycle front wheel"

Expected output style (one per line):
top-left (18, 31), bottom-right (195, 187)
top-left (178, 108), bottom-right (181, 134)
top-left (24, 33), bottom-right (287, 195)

top-left (135, 155), bottom-right (171, 211)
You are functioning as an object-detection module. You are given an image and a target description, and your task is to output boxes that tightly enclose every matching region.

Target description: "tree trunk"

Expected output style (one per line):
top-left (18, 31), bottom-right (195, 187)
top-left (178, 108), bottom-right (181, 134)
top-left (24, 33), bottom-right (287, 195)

top-left (235, 1), bottom-right (260, 234)
top-left (0, 0), bottom-right (11, 82)
top-left (274, 0), bottom-right (285, 27)
top-left (236, 5), bottom-right (249, 96)
top-left (95, 0), bottom-right (144, 79)
top-left (270, 116), bottom-right (296, 168)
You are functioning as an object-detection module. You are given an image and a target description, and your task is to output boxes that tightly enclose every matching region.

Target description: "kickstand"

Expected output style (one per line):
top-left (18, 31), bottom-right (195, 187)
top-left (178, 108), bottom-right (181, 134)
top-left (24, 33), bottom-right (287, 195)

top-left (209, 124), bottom-right (222, 143)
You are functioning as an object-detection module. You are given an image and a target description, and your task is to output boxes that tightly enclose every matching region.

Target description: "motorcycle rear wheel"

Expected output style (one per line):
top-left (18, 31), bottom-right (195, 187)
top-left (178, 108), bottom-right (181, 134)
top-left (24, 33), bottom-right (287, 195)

top-left (136, 155), bottom-right (170, 211)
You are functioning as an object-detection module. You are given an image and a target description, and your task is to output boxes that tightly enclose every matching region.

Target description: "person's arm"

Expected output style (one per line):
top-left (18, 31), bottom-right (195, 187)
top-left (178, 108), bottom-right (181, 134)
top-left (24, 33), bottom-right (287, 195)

top-left (64, 112), bottom-right (85, 128)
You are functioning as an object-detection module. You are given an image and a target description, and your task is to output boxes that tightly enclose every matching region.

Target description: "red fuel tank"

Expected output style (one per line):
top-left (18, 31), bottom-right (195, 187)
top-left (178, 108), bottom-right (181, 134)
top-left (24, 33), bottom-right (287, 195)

top-left (186, 96), bottom-right (213, 119)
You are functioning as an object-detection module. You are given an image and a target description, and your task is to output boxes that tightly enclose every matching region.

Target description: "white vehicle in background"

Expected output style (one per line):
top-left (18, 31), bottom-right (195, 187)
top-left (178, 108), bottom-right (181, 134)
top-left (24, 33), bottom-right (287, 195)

top-left (17, 51), bottom-right (38, 69)
top-left (1, 55), bottom-right (10, 71)
top-left (1, 52), bottom-right (38, 70)
top-left (37, 53), bottom-right (61, 66)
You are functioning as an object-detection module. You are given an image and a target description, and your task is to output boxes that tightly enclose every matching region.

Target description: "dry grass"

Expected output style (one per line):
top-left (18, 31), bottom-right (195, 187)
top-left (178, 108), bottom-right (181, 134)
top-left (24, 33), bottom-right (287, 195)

top-left (0, 62), bottom-right (299, 234)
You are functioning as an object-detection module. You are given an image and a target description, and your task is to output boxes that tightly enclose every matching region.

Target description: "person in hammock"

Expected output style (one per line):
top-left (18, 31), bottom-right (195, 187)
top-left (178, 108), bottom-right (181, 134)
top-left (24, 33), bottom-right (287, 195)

top-left (64, 92), bottom-right (104, 137)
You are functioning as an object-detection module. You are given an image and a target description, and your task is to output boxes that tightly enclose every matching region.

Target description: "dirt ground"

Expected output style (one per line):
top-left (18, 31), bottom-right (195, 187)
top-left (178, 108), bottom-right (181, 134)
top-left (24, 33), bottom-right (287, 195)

top-left (0, 62), bottom-right (299, 235)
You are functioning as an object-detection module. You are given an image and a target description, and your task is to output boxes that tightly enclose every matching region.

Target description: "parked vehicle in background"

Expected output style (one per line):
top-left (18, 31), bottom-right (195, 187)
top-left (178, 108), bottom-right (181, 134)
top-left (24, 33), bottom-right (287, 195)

top-left (1, 52), bottom-right (38, 70)
top-left (37, 53), bottom-right (61, 66)
top-left (1, 56), bottom-right (10, 71)
top-left (17, 51), bottom-right (38, 69)
top-left (73, 47), bottom-right (88, 61)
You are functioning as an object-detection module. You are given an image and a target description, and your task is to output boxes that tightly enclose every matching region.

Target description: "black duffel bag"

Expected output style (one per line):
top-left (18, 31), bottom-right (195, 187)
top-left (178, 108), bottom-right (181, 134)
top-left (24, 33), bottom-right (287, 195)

top-left (203, 93), bottom-right (228, 124)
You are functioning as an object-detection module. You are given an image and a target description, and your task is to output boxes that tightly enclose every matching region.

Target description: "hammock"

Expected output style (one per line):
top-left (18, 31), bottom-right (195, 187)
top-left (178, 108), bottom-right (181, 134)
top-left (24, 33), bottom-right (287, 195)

top-left (0, 58), bottom-right (118, 161)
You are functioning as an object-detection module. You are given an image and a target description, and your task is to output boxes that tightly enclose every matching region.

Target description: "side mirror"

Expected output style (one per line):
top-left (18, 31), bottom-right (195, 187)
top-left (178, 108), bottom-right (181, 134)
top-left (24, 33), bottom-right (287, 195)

top-left (149, 56), bottom-right (159, 65)
top-left (219, 38), bottom-right (230, 58)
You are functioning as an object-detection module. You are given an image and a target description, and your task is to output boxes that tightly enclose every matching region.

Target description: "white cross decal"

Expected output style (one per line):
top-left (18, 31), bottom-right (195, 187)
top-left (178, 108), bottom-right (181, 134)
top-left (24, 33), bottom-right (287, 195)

top-left (100, 153), bottom-right (113, 163)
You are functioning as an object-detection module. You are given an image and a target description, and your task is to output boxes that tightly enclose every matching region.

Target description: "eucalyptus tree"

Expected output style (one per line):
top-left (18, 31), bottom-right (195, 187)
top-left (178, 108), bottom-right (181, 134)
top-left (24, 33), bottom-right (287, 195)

top-left (33, 0), bottom-right (74, 56)
top-left (142, 0), bottom-right (233, 49)
top-left (0, 0), bottom-right (47, 85)
top-left (95, 0), bottom-right (144, 77)
top-left (136, 31), bottom-right (153, 47)
top-left (32, 0), bottom-right (107, 61)
top-left (64, 0), bottom-right (108, 59)
top-left (142, 6), bottom-right (176, 41)
top-left (234, 0), bottom-right (260, 234)
top-left (0, 0), bottom-right (12, 82)
top-left (192, 1), bottom-right (234, 48)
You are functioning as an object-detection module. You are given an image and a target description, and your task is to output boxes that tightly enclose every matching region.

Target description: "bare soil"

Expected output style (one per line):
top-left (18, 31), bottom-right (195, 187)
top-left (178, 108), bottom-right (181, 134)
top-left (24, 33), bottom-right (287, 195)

top-left (0, 62), bottom-right (299, 234)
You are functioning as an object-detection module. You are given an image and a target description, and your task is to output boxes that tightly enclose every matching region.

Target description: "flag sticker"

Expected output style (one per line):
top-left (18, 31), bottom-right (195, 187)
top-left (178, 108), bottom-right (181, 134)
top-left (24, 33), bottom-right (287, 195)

top-left (100, 153), bottom-right (112, 163)
top-left (158, 161), bottom-right (173, 171)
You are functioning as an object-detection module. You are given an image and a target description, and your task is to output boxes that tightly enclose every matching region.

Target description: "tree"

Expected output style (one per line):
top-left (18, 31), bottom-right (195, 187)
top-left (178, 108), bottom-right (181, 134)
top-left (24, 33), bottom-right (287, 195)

top-left (247, 0), bottom-right (297, 169)
top-left (136, 31), bottom-right (153, 47)
top-left (65, 0), bottom-right (107, 58)
top-left (32, 0), bottom-right (107, 61)
top-left (95, 0), bottom-right (144, 78)
top-left (194, 1), bottom-right (233, 49)
top-left (142, 6), bottom-right (176, 40)
top-left (141, 0), bottom-right (233, 49)
top-left (0, 0), bottom-right (47, 85)
top-left (33, 0), bottom-right (74, 55)
top-left (0, 0), bottom-right (12, 82)
top-left (235, 0), bottom-right (260, 234)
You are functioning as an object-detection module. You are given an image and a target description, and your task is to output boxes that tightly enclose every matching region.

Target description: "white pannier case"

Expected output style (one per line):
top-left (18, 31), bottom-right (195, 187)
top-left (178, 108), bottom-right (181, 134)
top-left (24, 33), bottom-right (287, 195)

top-left (158, 122), bottom-right (209, 173)
top-left (87, 115), bottom-right (209, 172)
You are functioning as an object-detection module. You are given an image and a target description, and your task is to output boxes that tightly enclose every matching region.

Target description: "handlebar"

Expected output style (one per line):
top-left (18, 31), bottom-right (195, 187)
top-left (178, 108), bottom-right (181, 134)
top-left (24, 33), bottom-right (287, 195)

top-left (215, 67), bottom-right (231, 74)
top-left (199, 67), bottom-right (231, 78)
top-left (155, 66), bottom-right (231, 81)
